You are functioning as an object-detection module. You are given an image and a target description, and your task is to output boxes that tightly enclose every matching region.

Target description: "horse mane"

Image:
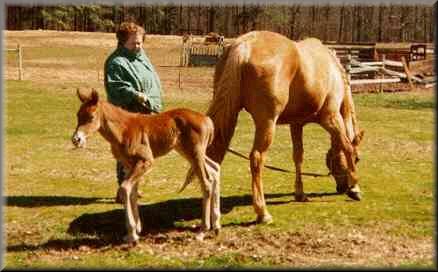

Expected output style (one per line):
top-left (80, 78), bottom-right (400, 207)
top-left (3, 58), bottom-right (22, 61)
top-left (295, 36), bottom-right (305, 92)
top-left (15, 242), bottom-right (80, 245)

top-left (327, 49), bottom-right (360, 141)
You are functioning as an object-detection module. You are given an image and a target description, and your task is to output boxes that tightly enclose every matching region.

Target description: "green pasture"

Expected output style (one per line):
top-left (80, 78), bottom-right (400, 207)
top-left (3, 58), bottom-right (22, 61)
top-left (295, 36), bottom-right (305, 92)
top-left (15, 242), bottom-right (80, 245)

top-left (4, 80), bottom-right (435, 268)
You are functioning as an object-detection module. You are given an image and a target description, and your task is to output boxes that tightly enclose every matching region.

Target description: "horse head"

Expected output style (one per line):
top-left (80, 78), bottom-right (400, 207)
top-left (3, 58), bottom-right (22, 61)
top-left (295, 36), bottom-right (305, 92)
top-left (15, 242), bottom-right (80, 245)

top-left (71, 88), bottom-right (101, 148)
top-left (326, 130), bottom-right (365, 199)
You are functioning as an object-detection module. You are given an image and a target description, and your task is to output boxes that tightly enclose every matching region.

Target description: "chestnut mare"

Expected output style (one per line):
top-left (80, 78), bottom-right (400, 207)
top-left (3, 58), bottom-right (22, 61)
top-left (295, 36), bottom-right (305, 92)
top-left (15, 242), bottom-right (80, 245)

top-left (72, 88), bottom-right (220, 244)
top-left (203, 31), bottom-right (364, 224)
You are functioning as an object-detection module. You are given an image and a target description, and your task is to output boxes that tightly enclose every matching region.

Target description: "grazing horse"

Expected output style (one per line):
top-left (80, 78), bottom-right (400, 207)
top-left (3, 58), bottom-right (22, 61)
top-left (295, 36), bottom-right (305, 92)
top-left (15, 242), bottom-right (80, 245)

top-left (71, 88), bottom-right (221, 243)
top-left (202, 31), bottom-right (364, 224)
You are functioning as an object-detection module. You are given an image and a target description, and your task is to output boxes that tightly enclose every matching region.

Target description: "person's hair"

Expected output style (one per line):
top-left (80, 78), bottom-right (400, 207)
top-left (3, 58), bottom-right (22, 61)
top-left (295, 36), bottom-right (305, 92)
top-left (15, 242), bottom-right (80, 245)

top-left (116, 22), bottom-right (145, 47)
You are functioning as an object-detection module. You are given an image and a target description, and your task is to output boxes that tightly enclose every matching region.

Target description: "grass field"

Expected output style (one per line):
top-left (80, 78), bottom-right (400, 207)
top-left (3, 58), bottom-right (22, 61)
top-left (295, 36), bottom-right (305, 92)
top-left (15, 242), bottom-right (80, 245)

top-left (3, 30), bottom-right (436, 269)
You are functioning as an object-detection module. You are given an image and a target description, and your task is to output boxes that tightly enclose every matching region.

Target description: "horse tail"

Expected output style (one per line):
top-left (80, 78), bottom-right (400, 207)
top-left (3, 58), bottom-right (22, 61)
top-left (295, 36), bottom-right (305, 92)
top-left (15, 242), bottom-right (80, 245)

top-left (328, 49), bottom-right (360, 142)
top-left (178, 166), bottom-right (195, 193)
top-left (206, 40), bottom-right (249, 163)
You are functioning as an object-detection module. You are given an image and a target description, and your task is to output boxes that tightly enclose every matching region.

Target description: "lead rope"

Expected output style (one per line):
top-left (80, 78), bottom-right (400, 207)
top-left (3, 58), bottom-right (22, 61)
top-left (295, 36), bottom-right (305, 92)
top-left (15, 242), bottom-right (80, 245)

top-left (227, 148), bottom-right (332, 178)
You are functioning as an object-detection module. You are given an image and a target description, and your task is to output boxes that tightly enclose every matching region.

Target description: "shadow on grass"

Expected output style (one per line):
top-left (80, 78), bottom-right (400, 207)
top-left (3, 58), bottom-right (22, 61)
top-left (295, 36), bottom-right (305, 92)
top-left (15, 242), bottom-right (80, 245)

top-left (5, 195), bottom-right (113, 207)
top-left (66, 193), bottom-right (297, 240)
top-left (6, 191), bottom-right (341, 252)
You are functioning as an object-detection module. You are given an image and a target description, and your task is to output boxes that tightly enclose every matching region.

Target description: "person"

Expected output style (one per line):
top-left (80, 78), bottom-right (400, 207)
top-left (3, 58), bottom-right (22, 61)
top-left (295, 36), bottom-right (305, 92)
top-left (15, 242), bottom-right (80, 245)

top-left (104, 22), bottom-right (163, 203)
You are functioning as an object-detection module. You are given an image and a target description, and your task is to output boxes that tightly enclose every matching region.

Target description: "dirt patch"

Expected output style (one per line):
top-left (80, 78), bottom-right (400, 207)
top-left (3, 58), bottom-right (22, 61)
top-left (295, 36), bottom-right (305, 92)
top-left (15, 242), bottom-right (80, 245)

top-left (127, 224), bottom-right (434, 268)
top-left (7, 222), bottom-right (433, 268)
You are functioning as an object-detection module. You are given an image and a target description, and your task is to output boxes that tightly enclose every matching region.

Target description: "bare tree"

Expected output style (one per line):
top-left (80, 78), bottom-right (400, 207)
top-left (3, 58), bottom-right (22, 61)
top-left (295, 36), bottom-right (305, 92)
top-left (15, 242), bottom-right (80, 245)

top-left (288, 4), bottom-right (301, 40)
top-left (4, 4), bottom-right (435, 43)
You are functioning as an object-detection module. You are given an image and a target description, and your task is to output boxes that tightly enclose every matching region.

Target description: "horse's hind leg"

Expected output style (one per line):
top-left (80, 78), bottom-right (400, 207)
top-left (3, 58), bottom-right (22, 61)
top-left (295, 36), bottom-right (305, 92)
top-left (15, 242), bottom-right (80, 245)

top-left (193, 155), bottom-right (213, 232)
top-left (205, 156), bottom-right (221, 231)
top-left (290, 124), bottom-right (308, 202)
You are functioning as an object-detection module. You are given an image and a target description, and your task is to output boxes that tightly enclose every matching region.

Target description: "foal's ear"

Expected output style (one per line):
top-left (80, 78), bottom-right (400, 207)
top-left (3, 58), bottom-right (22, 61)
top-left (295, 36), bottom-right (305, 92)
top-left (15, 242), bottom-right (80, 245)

top-left (90, 88), bottom-right (99, 105)
top-left (353, 130), bottom-right (365, 146)
top-left (77, 88), bottom-right (91, 103)
top-left (76, 88), bottom-right (99, 104)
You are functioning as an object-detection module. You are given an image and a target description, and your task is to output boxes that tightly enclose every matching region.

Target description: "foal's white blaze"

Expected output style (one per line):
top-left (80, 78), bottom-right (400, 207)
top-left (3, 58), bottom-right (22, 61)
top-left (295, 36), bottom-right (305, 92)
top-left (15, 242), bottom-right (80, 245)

top-left (72, 130), bottom-right (87, 147)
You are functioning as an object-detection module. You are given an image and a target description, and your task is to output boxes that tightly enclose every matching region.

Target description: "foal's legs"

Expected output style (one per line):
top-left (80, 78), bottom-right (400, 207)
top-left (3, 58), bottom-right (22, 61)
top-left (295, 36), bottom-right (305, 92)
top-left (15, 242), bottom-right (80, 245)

top-left (205, 156), bottom-right (221, 231)
top-left (192, 152), bottom-right (213, 232)
top-left (250, 119), bottom-right (276, 224)
top-left (119, 160), bottom-right (152, 243)
top-left (178, 154), bottom-right (221, 232)
top-left (290, 124), bottom-right (307, 202)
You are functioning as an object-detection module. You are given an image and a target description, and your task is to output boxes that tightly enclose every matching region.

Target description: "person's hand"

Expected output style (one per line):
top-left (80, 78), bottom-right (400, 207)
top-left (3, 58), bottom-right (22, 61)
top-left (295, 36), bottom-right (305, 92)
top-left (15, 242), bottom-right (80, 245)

top-left (137, 92), bottom-right (148, 105)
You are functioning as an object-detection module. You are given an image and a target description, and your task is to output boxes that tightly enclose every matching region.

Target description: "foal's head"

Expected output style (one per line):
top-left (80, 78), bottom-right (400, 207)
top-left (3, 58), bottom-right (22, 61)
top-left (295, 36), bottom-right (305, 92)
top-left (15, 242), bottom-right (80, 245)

top-left (71, 88), bottom-right (101, 148)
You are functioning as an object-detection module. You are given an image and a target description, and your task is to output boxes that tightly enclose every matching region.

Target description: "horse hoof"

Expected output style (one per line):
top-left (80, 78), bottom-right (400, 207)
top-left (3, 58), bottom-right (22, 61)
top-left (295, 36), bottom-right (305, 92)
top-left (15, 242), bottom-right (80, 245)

top-left (123, 233), bottom-right (139, 244)
top-left (346, 191), bottom-right (362, 201)
top-left (256, 214), bottom-right (273, 224)
top-left (213, 228), bottom-right (221, 236)
top-left (195, 231), bottom-right (206, 241)
top-left (136, 223), bottom-right (142, 234)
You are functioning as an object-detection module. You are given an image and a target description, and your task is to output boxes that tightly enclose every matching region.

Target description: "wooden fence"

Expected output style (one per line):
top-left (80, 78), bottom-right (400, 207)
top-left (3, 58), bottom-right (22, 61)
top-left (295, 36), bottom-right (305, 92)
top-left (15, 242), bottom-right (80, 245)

top-left (6, 44), bottom-right (23, 80)
top-left (326, 42), bottom-right (435, 89)
top-left (181, 41), bottom-right (224, 67)
top-left (344, 53), bottom-right (435, 89)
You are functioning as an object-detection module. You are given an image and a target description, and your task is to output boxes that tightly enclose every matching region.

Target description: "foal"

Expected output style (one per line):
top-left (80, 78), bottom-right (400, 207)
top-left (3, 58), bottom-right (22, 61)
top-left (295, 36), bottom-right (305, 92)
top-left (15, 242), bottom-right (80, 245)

top-left (71, 88), bottom-right (221, 243)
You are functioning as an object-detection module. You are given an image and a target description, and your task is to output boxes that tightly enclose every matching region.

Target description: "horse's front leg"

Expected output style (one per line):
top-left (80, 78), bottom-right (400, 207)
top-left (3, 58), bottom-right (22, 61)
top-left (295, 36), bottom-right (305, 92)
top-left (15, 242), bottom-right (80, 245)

top-left (250, 119), bottom-right (276, 224)
top-left (118, 159), bottom-right (152, 244)
top-left (290, 124), bottom-right (308, 202)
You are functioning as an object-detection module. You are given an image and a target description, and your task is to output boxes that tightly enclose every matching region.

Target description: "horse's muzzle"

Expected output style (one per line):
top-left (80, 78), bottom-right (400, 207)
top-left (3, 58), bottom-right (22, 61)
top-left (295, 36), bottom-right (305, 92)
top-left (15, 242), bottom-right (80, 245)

top-left (72, 131), bottom-right (86, 148)
top-left (346, 185), bottom-right (362, 201)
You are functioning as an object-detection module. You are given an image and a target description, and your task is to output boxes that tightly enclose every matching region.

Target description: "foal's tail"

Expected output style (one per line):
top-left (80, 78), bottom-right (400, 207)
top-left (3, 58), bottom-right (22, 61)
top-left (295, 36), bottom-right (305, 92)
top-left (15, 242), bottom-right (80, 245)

top-left (178, 167), bottom-right (195, 193)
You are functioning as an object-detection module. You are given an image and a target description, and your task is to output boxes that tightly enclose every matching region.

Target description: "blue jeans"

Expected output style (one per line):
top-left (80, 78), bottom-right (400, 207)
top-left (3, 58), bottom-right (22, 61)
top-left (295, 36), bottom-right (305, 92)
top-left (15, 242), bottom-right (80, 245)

top-left (116, 161), bottom-right (125, 186)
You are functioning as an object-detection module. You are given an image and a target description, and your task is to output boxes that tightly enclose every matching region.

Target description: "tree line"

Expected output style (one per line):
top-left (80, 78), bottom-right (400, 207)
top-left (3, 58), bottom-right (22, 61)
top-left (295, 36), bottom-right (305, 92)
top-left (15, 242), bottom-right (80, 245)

top-left (6, 4), bottom-right (436, 43)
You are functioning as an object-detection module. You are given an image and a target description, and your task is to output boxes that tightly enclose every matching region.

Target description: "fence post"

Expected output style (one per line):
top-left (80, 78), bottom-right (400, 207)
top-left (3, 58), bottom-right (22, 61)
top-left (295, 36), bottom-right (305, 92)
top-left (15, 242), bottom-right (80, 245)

top-left (401, 56), bottom-right (414, 90)
top-left (178, 68), bottom-right (182, 89)
top-left (17, 44), bottom-right (23, 80)
top-left (380, 54), bottom-right (385, 93)
top-left (346, 54), bottom-right (352, 85)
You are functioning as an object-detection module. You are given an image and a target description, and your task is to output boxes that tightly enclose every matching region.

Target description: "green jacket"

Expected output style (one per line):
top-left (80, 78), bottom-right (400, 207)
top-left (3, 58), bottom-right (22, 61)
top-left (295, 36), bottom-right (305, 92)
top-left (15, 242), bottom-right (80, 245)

top-left (104, 47), bottom-right (163, 113)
